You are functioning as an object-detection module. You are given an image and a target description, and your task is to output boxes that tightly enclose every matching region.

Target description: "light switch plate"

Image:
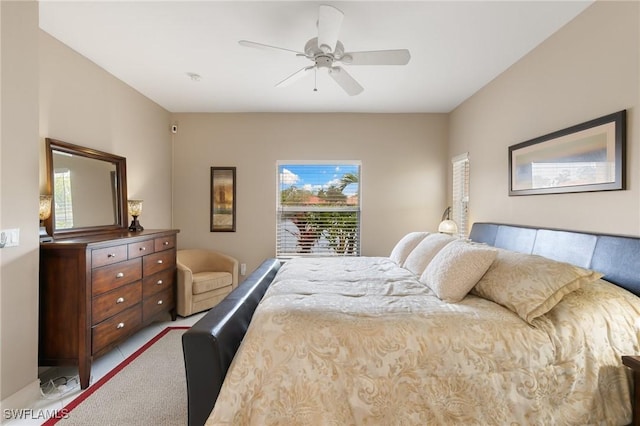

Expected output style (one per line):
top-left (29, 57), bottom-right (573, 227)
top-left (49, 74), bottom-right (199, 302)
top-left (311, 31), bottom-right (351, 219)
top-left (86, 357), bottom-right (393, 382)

top-left (1, 228), bottom-right (20, 247)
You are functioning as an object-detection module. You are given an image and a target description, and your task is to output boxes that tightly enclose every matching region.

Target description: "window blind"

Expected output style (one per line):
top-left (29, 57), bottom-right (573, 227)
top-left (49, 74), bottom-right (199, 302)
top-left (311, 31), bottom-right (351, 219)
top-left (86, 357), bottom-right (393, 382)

top-left (276, 162), bottom-right (361, 259)
top-left (452, 153), bottom-right (469, 237)
top-left (54, 169), bottom-right (74, 229)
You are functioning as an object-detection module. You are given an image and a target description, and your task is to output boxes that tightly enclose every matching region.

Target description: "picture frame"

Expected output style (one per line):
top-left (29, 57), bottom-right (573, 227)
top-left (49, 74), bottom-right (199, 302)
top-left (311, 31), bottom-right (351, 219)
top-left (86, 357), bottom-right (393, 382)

top-left (210, 167), bottom-right (236, 232)
top-left (509, 110), bottom-right (626, 196)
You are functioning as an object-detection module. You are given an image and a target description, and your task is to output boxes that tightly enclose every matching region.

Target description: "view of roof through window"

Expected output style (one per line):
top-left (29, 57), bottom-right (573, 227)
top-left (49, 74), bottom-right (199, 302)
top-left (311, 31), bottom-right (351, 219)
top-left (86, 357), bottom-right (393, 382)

top-left (277, 162), bottom-right (361, 258)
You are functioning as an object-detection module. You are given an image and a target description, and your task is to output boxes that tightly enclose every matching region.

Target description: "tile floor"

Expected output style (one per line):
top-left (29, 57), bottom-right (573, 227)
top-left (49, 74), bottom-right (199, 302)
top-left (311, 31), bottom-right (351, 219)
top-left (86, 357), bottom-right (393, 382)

top-left (6, 312), bottom-right (205, 425)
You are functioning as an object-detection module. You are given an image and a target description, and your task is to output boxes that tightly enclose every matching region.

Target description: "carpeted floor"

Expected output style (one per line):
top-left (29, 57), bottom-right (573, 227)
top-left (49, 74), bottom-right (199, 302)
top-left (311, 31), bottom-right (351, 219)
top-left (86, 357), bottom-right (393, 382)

top-left (44, 327), bottom-right (189, 426)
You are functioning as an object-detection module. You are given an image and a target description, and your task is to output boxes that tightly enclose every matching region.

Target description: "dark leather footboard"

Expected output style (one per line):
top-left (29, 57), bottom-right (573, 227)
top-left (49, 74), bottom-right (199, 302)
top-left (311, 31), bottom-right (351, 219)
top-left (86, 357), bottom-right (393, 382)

top-left (182, 258), bottom-right (281, 426)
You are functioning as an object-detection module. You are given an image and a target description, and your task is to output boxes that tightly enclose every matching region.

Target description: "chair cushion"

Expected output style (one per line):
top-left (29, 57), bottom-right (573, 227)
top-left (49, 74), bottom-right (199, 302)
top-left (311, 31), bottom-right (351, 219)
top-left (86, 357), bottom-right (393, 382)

top-left (192, 271), bottom-right (233, 295)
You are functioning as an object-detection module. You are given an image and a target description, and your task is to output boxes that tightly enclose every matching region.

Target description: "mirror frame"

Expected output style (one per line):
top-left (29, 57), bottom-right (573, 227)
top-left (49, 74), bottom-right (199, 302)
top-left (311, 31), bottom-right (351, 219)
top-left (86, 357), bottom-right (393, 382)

top-left (45, 138), bottom-right (128, 239)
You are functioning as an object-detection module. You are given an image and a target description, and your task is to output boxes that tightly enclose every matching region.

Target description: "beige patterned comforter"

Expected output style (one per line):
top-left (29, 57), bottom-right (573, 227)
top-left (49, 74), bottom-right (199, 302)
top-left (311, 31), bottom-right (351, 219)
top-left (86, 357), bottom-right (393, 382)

top-left (207, 257), bottom-right (640, 425)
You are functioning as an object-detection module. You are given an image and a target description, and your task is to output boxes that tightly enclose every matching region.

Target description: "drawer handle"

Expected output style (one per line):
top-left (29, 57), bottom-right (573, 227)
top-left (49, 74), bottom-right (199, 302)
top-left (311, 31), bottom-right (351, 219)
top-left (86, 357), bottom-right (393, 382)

top-left (139, 247), bottom-right (146, 251)
top-left (157, 300), bottom-right (163, 305)
top-left (156, 280), bottom-right (163, 285)
top-left (163, 241), bottom-right (169, 246)
top-left (116, 322), bottom-right (125, 329)
top-left (116, 272), bottom-right (125, 278)
top-left (116, 297), bottom-right (125, 304)
top-left (157, 260), bottom-right (163, 264)
top-left (108, 253), bottom-right (117, 258)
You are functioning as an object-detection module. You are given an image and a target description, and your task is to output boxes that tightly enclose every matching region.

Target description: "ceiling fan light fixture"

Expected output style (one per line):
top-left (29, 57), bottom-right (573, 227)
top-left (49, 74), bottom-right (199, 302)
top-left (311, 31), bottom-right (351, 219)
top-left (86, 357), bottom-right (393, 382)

top-left (319, 43), bottom-right (332, 54)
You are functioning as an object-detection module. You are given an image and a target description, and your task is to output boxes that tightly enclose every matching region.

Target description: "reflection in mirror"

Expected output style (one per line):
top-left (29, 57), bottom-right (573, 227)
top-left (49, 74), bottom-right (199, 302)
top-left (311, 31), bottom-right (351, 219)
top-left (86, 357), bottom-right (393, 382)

top-left (45, 138), bottom-right (128, 238)
top-left (52, 151), bottom-right (118, 229)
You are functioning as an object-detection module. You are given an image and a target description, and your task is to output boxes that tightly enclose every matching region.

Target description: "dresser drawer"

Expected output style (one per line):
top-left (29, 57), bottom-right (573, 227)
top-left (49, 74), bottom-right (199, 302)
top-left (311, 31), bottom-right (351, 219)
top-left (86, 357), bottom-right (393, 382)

top-left (143, 269), bottom-right (175, 298)
top-left (143, 249), bottom-right (176, 276)
top-left (143, 287), bottom-right (174, 321)
top-left (128, 239), bottom-right (154, 259)
top-left (92, 244), bottom-right (128, 268)
top-left (92, 281), bottom-right (142, 325)
top-left (154, 235), bottom-right (176, 252)
top-left (92, 305), bottom-right (142, 354)
top-left (92, 258), bottom-right (142, 296)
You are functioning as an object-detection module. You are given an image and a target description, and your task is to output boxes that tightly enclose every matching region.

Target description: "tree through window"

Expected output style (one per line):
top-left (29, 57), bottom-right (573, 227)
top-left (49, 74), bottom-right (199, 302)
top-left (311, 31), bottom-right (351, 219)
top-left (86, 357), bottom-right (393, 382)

top-left (276, 162), bottom-right (361, 258)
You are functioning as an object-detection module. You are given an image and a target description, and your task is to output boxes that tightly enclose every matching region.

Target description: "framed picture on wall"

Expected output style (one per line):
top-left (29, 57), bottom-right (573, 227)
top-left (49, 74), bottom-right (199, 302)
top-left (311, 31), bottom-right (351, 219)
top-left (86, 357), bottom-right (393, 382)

top-left (508, 110), bottom-right (626, 196)
top-left (210, 167), bottom-right (236, 232)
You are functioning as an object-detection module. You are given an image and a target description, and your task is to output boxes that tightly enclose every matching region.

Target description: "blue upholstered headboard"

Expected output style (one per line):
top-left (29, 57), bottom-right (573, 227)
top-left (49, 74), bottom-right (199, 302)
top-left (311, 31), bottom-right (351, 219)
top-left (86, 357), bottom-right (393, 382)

top-left (469, 222), bottom-right (640, 297)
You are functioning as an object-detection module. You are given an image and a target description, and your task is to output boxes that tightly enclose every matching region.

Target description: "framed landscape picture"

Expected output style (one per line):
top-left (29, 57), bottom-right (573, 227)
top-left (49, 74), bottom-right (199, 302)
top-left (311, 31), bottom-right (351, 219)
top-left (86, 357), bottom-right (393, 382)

top-left (210, 167), bottom-right (236, 232)
top-left (509, 110), bottom-right (626, 196)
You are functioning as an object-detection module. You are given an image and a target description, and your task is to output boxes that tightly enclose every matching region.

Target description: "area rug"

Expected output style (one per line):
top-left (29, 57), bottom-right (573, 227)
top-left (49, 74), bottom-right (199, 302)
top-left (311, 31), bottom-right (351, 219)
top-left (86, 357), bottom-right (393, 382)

top-left (43, 326), bottom-right (189, 426)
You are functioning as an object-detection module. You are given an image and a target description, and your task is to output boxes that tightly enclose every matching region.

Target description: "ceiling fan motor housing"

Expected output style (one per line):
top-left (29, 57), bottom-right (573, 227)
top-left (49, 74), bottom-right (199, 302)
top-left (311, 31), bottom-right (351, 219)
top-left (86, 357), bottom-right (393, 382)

top-left (305, 37), bottom-right (344, 68)
top-left (315, 55), bottom-right (333, 68)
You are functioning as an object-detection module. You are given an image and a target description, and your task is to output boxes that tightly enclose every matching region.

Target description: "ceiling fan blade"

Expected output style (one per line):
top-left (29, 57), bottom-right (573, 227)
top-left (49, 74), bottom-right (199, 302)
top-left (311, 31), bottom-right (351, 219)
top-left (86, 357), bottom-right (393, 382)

top-left (276, 66), bottom-right (315, 88)
top-left (328, 66), bottom-right (364, 96)
top-left (238, 40), bottom-right (303, 55)
top-left (317, 5), bottom-right (344, 53)
top-left (340, 49), bottom-right (411, 66)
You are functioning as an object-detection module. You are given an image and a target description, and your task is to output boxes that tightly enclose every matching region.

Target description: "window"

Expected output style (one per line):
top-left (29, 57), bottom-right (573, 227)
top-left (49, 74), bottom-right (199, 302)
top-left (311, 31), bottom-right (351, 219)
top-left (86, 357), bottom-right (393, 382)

top-left (53, 168), bottom-right (74, 229)
top-left (276, 161), bottom-right (361, 259)
top-left (451, 153), bottom-right (469, 237)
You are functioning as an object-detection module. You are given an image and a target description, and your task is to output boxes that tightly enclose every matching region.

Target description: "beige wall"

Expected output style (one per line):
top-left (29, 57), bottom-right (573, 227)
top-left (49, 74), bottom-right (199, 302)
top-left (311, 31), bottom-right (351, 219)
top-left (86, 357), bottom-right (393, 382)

top-left (39, 32), bottom-right (174, 229)
top-left (171, 113), bottom-right (448, 276)
top-left (449, 1), bottom-right (640, 236)
top-left (1, 1), bottom-right (40, 404)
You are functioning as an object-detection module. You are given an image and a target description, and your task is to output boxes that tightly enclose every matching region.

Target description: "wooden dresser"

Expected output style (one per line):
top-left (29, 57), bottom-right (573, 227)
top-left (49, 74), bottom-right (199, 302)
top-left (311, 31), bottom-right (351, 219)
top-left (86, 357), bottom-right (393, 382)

top-left (39, 229), bottom-right (179, 389)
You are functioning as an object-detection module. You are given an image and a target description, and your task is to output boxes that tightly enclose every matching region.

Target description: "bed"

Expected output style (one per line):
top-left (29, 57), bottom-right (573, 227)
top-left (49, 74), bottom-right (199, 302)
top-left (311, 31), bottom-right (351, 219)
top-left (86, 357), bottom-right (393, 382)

top-left (182, 222), bottom-right (640, 425)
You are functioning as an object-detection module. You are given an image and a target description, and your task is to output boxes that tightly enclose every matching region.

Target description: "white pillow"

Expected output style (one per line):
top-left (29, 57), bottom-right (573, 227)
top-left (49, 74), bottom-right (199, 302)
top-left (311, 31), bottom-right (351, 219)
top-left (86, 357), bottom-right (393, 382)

top-left (420, 240), bottom-right (497, 303)
top-left (389, 232), bottom-right (429, 265)
top-left (403, 233), bottom-right (455, 276)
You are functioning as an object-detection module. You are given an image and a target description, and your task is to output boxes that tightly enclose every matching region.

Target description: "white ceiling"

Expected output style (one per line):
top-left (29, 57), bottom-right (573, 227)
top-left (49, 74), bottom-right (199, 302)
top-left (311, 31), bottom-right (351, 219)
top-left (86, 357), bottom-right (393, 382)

top-left (38, 1), bottom-right (593, 113)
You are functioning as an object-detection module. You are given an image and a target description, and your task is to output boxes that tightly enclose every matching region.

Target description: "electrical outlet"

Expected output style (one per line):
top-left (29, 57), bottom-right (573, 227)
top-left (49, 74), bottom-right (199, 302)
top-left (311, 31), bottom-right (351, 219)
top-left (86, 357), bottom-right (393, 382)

top-left (1, 229), bottom-right (19, 247)
top-left (240, 263), bottom-right (247, 276)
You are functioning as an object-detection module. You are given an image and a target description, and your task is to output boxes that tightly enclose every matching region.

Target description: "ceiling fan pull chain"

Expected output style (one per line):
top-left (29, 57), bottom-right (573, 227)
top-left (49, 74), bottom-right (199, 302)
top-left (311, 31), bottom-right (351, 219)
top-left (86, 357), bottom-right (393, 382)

top-left (314, 68), bottom-right (318, 92)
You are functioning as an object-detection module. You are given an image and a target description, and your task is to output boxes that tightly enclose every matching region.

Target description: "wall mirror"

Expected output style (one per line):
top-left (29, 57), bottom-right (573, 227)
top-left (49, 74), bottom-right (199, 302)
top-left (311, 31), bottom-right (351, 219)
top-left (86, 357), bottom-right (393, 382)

top-left (45, 138), bottom-right (128, 238)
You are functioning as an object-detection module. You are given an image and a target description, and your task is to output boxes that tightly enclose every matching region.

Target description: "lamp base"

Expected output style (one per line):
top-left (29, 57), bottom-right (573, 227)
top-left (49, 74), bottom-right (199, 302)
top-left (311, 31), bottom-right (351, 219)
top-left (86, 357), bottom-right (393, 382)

top-left (39, 225), bottom-right (53, 243)
top-left (128, 217), bottom-right (144, 232)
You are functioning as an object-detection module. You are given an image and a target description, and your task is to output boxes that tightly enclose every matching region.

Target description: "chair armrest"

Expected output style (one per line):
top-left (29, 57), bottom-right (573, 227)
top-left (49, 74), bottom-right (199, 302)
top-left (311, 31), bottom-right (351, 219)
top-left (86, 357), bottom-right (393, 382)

top-left (177, 261), bottom-right (194, 286)
top-left (177, 261), bottom-right (195, 315)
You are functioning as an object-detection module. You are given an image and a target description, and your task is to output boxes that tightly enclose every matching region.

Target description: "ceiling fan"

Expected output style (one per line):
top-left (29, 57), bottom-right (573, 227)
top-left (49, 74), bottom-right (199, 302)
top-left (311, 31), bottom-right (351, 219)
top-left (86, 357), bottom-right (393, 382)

top-left (239, 4), bottom-right (411, 96)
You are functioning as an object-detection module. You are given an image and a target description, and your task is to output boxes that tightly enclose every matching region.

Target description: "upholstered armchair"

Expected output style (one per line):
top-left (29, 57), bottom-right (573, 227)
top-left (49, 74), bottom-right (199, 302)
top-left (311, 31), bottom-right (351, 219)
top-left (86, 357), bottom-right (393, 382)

top-left (176, 249), bottom-right (239, 317)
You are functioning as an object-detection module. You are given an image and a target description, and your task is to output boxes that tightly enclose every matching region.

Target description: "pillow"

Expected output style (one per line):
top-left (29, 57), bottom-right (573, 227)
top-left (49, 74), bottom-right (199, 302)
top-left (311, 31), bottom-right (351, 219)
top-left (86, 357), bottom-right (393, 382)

top-left (420, 240), bottom-right (497, 303)
top-left (389, 232), bottom-right (429, 265)
top-left (471, 248), bottom-right (603, 324)
top-left (403, 233), bottom-right (455, 276)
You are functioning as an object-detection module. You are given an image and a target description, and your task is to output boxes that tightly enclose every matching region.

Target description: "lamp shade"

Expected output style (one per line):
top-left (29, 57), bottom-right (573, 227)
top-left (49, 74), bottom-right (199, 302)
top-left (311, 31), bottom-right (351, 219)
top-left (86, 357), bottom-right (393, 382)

top-left (39, 195), bottom-right (52, 221)
top-left (127, 200), bottom-right (143, 217)
top-left (438, 219), bottom-right (458, 235)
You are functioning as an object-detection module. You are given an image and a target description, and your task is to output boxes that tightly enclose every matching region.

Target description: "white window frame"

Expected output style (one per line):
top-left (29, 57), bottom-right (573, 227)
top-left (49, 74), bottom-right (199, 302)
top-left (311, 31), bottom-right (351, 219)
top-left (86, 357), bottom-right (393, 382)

top-left (451, 153), bottom-right (469, 238)
top-left (276, 160), bottom-right (361, 259)
top-left (53, 168), bottom-right (74, 229)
